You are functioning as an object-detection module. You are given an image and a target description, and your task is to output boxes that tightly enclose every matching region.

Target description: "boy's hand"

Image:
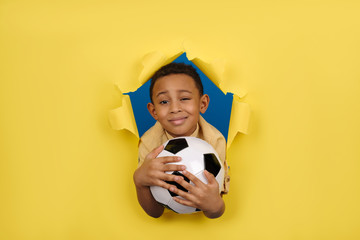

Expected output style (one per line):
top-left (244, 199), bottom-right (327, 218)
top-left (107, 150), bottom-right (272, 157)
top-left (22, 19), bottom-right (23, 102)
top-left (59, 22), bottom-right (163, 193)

top-left (169, 170), bottom-right (225, 218)
top-left (134, 145), bottom-right (186, 190)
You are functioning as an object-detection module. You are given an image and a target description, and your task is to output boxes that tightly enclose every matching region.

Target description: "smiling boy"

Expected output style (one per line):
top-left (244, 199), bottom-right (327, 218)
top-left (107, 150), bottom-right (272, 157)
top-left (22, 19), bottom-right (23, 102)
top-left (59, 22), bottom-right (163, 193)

top-left (133, 63), bottom-right (229, 218)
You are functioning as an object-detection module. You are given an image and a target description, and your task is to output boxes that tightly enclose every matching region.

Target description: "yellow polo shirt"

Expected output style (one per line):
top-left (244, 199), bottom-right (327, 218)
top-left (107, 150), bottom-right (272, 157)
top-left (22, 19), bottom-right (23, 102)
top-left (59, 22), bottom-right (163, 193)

top-left (138, 115), bottom-right (230, 194)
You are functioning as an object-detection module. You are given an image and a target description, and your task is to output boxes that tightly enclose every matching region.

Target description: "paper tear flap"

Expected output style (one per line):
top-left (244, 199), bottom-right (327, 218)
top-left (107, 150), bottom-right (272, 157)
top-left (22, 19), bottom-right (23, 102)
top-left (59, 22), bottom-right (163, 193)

top-left (108, 95), bottom-right (139, 138)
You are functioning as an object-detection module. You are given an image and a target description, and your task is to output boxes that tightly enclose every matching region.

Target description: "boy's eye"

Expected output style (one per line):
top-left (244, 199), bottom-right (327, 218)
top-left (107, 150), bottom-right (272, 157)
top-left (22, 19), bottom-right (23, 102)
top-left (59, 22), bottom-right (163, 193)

top-left (159, 100), bottom-right (169, 105)
top-left (180, 98), bottom-right (191, 101)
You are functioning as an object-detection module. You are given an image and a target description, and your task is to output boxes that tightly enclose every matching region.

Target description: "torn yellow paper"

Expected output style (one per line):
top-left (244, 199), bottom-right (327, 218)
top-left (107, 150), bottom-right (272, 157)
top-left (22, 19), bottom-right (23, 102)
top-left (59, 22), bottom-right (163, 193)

top-left (190, 57), bottom-right (224, 89)
top-left (137, 42), bottom-right (247, 98)
top-left (227, 95), bottom-right (251, 149)
top-left (108, 94), bottom-right (139, 138)
top-left (138, 51), bottom-right (184, 86)
top-left (183, 40), bottom-right (248, 98)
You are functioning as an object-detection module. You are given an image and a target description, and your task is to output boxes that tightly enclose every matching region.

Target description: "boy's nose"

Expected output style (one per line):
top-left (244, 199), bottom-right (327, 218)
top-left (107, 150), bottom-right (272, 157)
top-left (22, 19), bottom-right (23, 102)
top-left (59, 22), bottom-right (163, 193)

top-left (170, 101), bottom-right (182, 113)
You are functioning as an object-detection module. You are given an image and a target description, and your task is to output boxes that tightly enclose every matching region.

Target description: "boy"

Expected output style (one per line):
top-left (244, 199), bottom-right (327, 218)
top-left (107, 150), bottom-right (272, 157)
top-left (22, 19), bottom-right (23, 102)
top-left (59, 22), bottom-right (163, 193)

top-left (133, 63), bottom-right (229, 218)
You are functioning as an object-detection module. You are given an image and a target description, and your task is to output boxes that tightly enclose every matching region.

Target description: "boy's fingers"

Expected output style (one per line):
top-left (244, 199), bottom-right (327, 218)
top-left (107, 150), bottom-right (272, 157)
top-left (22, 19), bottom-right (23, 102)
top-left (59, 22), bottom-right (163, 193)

top-left (156, 180), bottom-right (172, 190)
top-left (152, 145), bottom-right (164, 157)
top-left (160, 173), bottom-right (183, 183)
top-left (160, 156), bottom-right (182, 163)
top-left (163, 163), bottom-right (186, 172)
top-left (169, 187), bottom-right (196, 208)
top-left (146, 145), bottom-right (164, 160)
top-left (203, 170), bottom-right (216, 184)
top-left (182, 170), bottom-right (203, 186)
top-left (174, 177), bottom-right (194, 192)
top-left (172, 196), bottom-right (196, 208)
top-left (157, 177), bottom-right (184, 190)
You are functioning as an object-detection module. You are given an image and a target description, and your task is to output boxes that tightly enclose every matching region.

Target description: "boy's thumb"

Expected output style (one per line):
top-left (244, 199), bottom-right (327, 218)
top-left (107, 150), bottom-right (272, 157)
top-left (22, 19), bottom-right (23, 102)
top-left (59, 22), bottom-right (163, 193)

top-left (204, 170), bottom-right (216, 184)
top-left (148, 145), bottom-right (164, 159)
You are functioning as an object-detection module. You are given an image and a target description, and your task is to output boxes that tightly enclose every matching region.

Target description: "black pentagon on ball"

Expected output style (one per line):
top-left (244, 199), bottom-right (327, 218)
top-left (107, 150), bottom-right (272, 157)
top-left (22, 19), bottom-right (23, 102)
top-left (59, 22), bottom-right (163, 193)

top-left (164, 138), bottom-right (188, 154)
top-left (165, 171), bottom-right (190, 197)
top-left (204, 153), bottom-right (221, 177)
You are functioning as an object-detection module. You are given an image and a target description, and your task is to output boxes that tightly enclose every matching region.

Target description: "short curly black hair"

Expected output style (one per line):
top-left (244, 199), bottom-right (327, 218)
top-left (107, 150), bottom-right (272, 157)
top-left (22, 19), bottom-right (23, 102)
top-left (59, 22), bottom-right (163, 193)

top-left (149, 62), bottom-right (203, 103)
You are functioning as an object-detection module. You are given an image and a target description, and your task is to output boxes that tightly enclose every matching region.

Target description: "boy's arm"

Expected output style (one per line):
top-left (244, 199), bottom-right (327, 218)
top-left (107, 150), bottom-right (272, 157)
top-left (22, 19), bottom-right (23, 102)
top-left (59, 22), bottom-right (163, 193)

top-left (133, 171), bottom-right (165, 218)
top-left (133, 145), bottom-right (186, 218)
top-left (203, 197), bottom-right (225, 219)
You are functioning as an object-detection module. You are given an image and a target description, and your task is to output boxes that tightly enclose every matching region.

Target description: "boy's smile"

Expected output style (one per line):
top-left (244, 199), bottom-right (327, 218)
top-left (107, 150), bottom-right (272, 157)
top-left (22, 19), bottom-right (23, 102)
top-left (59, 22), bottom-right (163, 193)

top-left (147, 73), bottom-right (209, 138)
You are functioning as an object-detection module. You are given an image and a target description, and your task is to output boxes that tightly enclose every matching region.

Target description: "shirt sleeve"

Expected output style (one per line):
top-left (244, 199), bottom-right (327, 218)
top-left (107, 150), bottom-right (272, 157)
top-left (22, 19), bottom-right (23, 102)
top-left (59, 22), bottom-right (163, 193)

top-left (215, 136), bottom-right (230, 194)
top-left (198, 116), bottom-right (230, 194)
top-left (137, 140), bottom-right (148, 167)
top-left (137, 121), bottom-right (164, 167)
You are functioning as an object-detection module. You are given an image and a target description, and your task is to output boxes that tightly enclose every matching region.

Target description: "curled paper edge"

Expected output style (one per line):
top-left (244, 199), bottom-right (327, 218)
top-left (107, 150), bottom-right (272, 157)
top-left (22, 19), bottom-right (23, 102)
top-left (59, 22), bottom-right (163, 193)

top-left (108, 94), bottom-right (139, 138)
top-left (183, 40), bottom-right (247, 98)
top-left (190, 57), bottom-right (224, 91)
top-left (137, 46), bottom-right (247, 98)
top-left (138, 51), bottom-right (184, 86)
top-left (227, 95), bottom-right (251, 149)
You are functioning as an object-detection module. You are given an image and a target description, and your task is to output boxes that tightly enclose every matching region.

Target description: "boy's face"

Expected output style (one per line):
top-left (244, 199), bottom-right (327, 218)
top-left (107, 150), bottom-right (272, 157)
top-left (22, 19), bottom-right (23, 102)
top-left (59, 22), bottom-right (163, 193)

top-left (147, 73), bottom-right (209, 138)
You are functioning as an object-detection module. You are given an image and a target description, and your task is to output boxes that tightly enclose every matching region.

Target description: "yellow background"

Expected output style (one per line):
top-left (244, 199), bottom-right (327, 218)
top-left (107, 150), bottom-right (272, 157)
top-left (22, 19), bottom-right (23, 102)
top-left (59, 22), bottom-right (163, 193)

top-left (1, 1), bottom-right (360, 239)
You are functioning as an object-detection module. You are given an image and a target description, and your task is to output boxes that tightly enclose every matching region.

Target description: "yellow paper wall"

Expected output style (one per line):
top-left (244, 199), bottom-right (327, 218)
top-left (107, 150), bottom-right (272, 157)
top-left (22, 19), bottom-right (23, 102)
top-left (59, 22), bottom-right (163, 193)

top-left (1, 1), bottom-right (360, 239)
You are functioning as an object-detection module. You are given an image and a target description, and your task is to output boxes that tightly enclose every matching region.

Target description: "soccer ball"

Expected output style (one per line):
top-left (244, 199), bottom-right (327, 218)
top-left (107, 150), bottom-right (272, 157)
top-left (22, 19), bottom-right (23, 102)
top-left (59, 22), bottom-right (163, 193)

top-left (150, 136), bottom-right (224, 214)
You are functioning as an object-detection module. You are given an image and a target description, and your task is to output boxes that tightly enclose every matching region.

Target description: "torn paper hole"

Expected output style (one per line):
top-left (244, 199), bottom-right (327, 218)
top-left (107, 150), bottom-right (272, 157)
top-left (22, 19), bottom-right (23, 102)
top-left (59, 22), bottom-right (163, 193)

top-left (109, 50), bottom-right (250, 149)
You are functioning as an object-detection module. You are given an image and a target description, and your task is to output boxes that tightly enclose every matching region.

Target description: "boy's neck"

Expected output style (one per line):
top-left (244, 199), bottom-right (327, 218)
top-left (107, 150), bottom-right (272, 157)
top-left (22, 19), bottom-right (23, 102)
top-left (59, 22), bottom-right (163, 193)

top-left (165, 123), bottom-right (199, 140)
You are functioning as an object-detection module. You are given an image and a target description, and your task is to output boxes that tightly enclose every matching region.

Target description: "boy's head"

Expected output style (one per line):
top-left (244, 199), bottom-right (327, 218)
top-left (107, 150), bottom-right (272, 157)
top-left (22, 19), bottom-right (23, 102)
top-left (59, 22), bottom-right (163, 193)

top-left (147, 63), bottom-right (210, 137)
top-left (149, 63), bottom-right (203, 103)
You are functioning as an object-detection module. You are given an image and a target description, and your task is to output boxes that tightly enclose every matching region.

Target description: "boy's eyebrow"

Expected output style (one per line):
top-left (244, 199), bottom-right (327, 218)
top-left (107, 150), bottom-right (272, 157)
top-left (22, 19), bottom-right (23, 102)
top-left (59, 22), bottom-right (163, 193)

top-left (155, 91), bottom-right (168, 98)
top-left (178, 90), bottom-right (192, 94)
top-left (155, 89), bottom-right (193, 98)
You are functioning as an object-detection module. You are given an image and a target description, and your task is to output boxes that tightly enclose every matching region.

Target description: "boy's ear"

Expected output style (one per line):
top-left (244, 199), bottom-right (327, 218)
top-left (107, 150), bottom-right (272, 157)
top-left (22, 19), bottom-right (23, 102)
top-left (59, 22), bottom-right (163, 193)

top-left (147, 102), bottom-right (158, 120)
top-left (199, 94), bottom-right (210, 114)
